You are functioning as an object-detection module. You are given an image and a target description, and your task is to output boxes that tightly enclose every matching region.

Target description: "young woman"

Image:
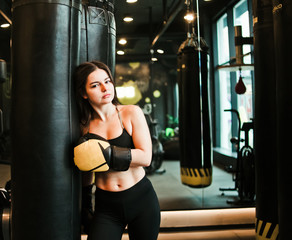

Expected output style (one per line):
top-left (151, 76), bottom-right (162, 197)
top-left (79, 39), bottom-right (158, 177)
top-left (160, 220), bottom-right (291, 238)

top-left (74, 61), bottom-right (161, 240)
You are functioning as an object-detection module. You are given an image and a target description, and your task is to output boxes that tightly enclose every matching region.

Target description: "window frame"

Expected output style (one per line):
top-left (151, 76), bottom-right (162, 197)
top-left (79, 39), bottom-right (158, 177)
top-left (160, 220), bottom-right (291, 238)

top-left (212, 0), bottom-right (254, 155)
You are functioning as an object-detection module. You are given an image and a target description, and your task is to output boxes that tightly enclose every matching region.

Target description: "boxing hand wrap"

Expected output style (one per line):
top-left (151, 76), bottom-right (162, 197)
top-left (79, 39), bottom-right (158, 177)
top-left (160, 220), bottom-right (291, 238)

top-left (110, 146), bottom-right (132, 171)
top-left (74, 133), bottom-right (132, 172)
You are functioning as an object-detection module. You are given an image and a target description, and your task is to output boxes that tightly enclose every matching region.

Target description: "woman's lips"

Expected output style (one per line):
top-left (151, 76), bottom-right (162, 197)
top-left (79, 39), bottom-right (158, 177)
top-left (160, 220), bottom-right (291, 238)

top-left (103, 94), bottom-right (111, 99)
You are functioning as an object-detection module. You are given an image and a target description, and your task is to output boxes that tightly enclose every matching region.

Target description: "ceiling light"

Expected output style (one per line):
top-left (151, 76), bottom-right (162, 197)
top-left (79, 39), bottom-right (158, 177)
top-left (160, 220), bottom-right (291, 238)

top-left (157, 49), bottom-right (164, 54)
top-left (118, 38), bottom-right (127, 45)
top-left (151, 57), bottom-right (158, 62)
top-left (123, 15), bottom-right (133, 22)
top-left (126, 0), bottom-right (137, 3)
top-left (184, 11), bottom-right (195, 23)
top-left (117, 50), bottom-right (125, 55)
top-left (0, 23), bottom-right (10, 28)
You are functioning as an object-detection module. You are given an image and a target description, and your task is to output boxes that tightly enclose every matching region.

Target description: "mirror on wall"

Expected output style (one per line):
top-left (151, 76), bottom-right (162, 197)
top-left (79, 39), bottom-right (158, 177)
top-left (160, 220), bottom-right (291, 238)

top-left (115, 61), bottom-right (255, 211)
top-left (0, 0), bottom-right (256, 212)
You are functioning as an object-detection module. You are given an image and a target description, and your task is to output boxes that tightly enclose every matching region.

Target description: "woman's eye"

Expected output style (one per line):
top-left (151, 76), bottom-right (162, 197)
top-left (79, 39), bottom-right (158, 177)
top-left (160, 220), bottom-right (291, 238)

top-left (91, 83), bottom-right (100, 88)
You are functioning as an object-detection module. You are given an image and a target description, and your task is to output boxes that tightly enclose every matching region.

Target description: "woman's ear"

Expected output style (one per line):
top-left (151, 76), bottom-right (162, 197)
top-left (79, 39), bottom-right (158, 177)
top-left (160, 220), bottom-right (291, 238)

top-left (82, 90), bottom-right (88, 99)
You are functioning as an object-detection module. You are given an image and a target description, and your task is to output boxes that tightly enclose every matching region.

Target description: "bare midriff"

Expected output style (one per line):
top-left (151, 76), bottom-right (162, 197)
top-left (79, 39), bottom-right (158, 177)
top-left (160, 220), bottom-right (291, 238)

top-left (94, 166), bottom-right (145, 192)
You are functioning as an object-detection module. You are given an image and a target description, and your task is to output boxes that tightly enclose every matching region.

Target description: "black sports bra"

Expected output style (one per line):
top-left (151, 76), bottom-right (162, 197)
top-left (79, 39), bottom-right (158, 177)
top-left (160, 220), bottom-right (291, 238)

top-left (87, 106), bottom-right (134, 149)
top-left (108, 128), bottom-right (134, 148)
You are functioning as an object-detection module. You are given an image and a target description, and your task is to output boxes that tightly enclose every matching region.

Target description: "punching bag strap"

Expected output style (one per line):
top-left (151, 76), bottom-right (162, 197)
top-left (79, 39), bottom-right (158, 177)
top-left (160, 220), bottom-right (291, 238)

top-left (13, 0), bottom-right (82, 11)
top-left (88, 0), bottom-right (114, 12)
top-left (272, 3), bottom-right (283, 15)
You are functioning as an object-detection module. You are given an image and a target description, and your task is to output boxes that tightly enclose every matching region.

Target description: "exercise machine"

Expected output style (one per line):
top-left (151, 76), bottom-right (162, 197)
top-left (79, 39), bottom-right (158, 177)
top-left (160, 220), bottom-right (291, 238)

top-left (219, 109), bottom-right (255, 204)
top-left (144, 114), bottom-right (165, 175)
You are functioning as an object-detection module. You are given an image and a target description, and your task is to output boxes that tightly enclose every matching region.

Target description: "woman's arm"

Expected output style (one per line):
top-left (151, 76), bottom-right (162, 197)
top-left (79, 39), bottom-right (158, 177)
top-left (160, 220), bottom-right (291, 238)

top-left (128, 105), bottom-right (152, 167)
top-left (82, 171), bottom-right (94, 186)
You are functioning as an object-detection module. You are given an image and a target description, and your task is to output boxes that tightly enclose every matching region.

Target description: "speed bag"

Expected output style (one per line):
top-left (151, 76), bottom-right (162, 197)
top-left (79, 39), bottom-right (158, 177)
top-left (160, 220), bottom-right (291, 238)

top-left (177, 45), bottom-right (212, 188)
top-left (80, 0), bottom-right (116, 74)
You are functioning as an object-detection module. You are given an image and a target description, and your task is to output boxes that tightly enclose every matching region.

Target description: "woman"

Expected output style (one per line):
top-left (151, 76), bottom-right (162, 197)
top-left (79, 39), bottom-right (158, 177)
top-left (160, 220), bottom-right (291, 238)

top-left (74, 61), bottom-right (161, 240)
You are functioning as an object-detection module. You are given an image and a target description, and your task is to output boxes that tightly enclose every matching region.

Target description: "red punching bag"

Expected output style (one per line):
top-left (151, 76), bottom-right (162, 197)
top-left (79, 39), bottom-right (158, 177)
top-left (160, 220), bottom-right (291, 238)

top-left (235, 70), bottom-right (246, 95)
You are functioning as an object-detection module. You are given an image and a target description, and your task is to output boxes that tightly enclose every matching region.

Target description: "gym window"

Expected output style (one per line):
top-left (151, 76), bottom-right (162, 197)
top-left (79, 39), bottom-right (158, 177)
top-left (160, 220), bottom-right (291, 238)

top-left (213, 0), bottom-right (254, 155)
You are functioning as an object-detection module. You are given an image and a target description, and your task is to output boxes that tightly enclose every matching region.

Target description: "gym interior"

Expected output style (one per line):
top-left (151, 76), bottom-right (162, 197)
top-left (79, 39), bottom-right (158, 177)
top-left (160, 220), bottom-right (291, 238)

top-left (0, 0), bottom-right (290, 239)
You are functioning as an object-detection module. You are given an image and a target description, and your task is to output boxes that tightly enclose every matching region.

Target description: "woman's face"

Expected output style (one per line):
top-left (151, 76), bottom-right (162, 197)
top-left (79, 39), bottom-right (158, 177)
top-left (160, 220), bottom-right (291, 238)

top-left (83, 68), bottom-right (115, 107)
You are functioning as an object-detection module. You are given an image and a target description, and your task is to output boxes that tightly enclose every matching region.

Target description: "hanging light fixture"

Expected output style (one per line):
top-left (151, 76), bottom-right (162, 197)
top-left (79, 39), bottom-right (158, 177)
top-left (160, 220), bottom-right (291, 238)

top-left (117, 50), bottom-right (125, 55)
top-left (118, 38), bottom-right (127, 45)
top-left (0, 23), bottom-right (10, 28)
top-left (123, 14), bottom-right (133, 22)
top-left (157, 49), bottom-right (164, 54)
top-left (184, 0), bottom-right (195, 23)
top-left (184, 10), bottom-right (195, 23)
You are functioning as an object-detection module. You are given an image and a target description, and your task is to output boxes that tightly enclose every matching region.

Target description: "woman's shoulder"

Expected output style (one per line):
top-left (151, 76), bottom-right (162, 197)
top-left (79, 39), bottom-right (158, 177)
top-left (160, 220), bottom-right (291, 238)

top-left (118, 104), bottom-right (142, 116)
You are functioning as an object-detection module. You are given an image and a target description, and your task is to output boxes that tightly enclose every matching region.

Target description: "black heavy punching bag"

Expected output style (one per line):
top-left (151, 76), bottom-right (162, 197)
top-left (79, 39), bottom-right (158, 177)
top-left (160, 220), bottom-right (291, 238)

top-left (0, 60), bottom-right (7, 83)
top-left (11, 1), bottom-right (81, 239)
top-left (177, 34), bottom-right (212, 188)
top-left (80, 0), bottom-right (116, 74)
top-left (253, 0), bottom-right (279, 239)
top-left (272, 1), bottom-right (292, 239)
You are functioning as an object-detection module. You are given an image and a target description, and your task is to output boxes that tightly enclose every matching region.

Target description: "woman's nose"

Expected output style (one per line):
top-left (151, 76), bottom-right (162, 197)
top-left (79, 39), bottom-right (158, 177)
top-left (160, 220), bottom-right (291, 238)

top-left (100, 83), bottom-right (107, 91)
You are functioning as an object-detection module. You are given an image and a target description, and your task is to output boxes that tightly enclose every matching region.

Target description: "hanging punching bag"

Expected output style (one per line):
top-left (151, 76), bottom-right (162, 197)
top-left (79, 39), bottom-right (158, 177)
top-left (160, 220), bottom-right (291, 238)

top-left (0, 59), bottom-right (7, 83)
top-left (11, 1), bottom-right (81, 239)
top-left (253, 0), bottom-right (279, 239)
top-left (177, 35), bottom-right (212, 188)
top-left (272, 1), bottom-right (292, 239)
top-left (80, 0), bottom-right (116, 74)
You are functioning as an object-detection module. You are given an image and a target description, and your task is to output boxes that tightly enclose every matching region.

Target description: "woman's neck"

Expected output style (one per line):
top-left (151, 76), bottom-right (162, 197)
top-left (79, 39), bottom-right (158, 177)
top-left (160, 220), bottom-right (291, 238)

top-left (93, 104), bottom-right (117, 122)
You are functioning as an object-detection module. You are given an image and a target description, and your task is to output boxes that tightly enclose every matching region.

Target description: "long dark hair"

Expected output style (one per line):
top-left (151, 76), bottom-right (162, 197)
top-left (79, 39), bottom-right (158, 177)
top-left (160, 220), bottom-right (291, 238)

top-left (74, 61), bottom-right (119, 128)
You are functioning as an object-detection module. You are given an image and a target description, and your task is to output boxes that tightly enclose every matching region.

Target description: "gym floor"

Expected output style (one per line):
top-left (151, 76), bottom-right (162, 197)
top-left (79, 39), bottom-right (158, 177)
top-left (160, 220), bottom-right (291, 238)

top-left (148, 160), bottom-right (255, 210)
top-left (0, 160), bottom-right (256, 239)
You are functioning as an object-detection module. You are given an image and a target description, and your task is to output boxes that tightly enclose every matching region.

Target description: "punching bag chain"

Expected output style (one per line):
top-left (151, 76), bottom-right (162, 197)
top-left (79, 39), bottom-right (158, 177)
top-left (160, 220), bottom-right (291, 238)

top-left (195, 0), bottom-right (201, 50)
top-left (83, 4), bottom-right (89, 61)
top-left (195, 0), bottom-right (204, 166)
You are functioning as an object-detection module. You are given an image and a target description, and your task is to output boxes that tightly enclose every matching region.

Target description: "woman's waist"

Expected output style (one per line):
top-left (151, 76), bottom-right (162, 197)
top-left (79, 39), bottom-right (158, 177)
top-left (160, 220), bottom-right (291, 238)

top-left (94, 167), bottom-right (145, 192)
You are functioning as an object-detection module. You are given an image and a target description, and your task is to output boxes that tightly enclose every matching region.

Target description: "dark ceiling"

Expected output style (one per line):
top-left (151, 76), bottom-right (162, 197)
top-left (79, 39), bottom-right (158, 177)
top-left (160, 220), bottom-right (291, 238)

top-left (114, 0), bottom-right (234, 62)
top-left (0, 0), bottom-right (233, 63)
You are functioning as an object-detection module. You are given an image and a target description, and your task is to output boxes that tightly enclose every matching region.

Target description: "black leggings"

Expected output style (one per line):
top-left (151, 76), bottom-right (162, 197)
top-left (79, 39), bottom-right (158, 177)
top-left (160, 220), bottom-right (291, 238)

top-left (87, 176), bottom-right (161, 240)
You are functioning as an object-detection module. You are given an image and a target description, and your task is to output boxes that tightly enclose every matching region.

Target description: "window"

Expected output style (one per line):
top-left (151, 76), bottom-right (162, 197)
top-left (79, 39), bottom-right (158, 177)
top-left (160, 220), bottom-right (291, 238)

top-left (216, 14), bottom-right (232, 150)
top-left (214, 0), bottom-right (254, 152)
top-left (234, 0), bottom-right (254, 146)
